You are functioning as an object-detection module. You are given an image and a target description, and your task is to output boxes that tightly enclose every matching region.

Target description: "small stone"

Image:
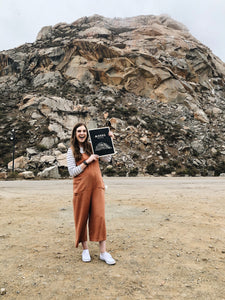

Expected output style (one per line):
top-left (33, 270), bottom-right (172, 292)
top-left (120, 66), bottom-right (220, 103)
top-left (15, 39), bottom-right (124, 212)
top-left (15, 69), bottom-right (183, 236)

top-left (202, 258), bottom-right (208, 262)
top-left (1, 288), bottom-right (6, 295)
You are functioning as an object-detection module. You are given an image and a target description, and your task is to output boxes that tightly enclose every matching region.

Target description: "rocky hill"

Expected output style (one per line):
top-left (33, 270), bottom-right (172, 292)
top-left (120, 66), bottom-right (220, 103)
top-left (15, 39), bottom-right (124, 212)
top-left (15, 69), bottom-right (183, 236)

top-left (0, 14), bottom-right (225, 178)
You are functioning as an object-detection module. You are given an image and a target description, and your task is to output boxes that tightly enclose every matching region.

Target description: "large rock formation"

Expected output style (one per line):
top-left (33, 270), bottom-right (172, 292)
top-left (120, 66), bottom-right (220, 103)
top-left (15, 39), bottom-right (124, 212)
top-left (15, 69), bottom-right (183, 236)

top-left (0, 14), bottom-right (225, 177)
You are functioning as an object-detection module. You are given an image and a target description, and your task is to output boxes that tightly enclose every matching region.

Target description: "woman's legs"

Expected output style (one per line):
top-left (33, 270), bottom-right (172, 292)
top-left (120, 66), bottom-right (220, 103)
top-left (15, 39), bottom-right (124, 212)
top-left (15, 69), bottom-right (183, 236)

top-left (99, 240), bottom-right (106, 253)
top-left (82, 234), bottom-right (115, 265)
top-left (82, 241), bottom-right (105, 252)
top-left (89, 188), bottom-right (106, 242)
top-left (81, 243), bottom-right (91, 262)
top-left (73, 190), bottom-right (91, 248)
top-left (99, 240), bottom-right (116, 265)
top-left (82, 241), bottom-right (88, 250)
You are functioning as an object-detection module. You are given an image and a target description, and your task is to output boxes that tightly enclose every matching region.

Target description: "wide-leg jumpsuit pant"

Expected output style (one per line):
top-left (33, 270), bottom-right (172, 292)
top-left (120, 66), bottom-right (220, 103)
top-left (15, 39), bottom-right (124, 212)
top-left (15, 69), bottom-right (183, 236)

top-left (72, 153), bottom-right (106, 248)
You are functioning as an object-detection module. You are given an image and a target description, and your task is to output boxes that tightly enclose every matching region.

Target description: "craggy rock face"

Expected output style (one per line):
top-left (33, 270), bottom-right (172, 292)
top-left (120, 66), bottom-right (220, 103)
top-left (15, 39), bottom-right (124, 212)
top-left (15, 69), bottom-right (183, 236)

top-left (0, 14), bottom-right (225, 177)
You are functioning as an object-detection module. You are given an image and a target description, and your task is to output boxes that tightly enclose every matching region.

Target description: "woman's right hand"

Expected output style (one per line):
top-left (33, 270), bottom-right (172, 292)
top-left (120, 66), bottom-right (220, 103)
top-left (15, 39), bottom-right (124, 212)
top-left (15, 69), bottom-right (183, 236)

top-left (86, 154), bottom-right (99, 164)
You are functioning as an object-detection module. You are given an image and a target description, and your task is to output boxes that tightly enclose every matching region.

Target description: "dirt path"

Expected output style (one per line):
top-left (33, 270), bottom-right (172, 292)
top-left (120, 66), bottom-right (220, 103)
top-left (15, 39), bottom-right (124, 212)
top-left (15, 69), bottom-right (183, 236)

top-left (0, 177), bottom-right (225, 299)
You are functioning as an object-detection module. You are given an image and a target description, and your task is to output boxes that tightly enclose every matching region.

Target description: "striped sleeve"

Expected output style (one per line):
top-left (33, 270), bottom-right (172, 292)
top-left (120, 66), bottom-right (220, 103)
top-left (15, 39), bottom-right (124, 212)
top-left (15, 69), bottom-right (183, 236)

top-left (67, 148), bottom-right (83, 177)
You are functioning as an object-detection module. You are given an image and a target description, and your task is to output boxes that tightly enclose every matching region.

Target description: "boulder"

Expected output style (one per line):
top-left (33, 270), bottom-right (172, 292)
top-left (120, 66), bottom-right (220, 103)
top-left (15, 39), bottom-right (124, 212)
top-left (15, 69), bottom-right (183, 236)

top-left (33, 71), bottom-right (63, 88)
top-left (40, 137), bottom-right (58, 149)
top-left (36, 26), bottom-right (53, 40)
top-left (57, 143), bottom-right (67, 151)
top-left (37, 166), bottom-right (60, 178)
top-left (56, 153), bottom-right (67, 167)
top-left (26, 148), bottom-right (38, 156)
top-left (18, 171), bottom-right (35, 179)
top-left (0, 172), bottom-right (7, 179)
top-left (40, 155), bottom-right (55, 164)
top-left (65, 55), bottom-right (94, 82)
top-left (8, 156), bottom-right (29, 170)
top-left (79, 26), bottom-right (111, 37)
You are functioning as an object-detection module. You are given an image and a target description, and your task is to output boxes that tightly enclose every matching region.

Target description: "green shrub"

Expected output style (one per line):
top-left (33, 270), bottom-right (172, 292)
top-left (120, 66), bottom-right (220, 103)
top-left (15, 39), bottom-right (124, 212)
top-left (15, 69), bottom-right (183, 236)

top-left (36, 144), bottom-right (48, 152)
top-left (176, 166), bottom-right (198, 176)
top-left (6, 171), bottom-right (19, 180)
top-left (128, 167), bottom-right (138, 177)
top-left (117, 168), bottom-right (127, 177)
top-left (146, 163), bottom-right (157, 175)
top-left (103, 167), bottom-right (116, 177)
top-left (158, 165), bottom-right (173, 175)
top-left (213, 162), bottom-right (225, 176)
top-left (59, 166), bottom-right (69, 178)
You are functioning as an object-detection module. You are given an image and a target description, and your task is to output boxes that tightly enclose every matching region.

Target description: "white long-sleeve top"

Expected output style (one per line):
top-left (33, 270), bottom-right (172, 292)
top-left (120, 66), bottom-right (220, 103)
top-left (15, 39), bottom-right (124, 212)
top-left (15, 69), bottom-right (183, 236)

top-left (67, 147), bottom-right (111, 177)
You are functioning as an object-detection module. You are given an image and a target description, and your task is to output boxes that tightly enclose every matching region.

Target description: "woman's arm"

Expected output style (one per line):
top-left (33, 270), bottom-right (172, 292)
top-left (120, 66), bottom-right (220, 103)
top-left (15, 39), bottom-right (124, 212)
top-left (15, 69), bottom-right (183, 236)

top-left (67, 148), bottom-right (99, 177)
top-left (67, 148), bottom-right (83, 177)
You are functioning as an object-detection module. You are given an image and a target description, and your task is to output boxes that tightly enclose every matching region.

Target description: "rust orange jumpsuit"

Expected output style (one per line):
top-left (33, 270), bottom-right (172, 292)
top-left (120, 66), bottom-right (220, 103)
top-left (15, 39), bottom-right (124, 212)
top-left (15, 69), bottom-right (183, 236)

top-left (72, 153), bottom-right (106, 248)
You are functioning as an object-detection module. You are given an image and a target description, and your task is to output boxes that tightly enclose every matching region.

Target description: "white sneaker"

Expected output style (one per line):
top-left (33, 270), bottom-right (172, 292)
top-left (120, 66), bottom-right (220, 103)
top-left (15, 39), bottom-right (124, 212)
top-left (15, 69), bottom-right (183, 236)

top-left (82, 249), bottom-right (91, 262)
top-left (100, 252), bottom-right (116, 265)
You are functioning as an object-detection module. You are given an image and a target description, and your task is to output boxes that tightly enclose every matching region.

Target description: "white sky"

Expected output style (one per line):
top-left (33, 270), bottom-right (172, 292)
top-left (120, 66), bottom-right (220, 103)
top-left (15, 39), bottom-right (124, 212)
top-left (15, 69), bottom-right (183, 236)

top-left (0, 0), bottom-right (224, 62)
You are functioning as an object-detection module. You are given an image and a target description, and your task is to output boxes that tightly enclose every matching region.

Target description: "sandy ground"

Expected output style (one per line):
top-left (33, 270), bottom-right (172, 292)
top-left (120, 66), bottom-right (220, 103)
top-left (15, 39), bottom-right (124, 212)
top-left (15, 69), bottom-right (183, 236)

top-left (0, 177), bottom-right (225, 300)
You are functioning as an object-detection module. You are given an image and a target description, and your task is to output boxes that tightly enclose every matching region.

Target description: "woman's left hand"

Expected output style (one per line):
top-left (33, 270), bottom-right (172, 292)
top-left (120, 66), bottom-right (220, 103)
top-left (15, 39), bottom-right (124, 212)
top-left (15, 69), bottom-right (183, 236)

top-left (108, 131), bottom-right (115, 139)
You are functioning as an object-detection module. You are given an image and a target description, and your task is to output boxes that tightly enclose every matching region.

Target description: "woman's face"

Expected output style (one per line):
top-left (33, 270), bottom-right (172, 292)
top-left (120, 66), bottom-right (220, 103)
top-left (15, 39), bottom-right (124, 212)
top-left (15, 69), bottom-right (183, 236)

top-left (76, 125), bottom-right (87, 145)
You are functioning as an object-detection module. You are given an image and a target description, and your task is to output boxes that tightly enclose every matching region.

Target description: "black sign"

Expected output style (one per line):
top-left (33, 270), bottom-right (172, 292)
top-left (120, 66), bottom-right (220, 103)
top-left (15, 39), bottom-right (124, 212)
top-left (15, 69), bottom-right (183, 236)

top-left (88, 127), bottom-right (115, 157)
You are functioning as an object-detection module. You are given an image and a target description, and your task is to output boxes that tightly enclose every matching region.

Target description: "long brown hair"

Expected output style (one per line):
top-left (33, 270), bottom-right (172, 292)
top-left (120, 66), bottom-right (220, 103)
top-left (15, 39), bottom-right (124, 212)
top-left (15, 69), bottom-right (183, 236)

top-left (70, 123), bottom-right (92, 162)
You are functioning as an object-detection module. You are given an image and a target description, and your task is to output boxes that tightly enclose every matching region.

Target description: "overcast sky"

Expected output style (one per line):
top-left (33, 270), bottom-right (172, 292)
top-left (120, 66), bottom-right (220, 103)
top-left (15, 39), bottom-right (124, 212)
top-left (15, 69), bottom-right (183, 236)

top-left (0, 0), bottom-right (224, 62)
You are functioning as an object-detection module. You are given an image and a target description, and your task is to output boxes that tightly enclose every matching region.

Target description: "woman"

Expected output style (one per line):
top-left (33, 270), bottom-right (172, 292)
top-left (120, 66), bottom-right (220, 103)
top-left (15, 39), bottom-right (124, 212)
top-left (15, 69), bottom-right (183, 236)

top-left (67, 122), bottom-right (116, 265)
